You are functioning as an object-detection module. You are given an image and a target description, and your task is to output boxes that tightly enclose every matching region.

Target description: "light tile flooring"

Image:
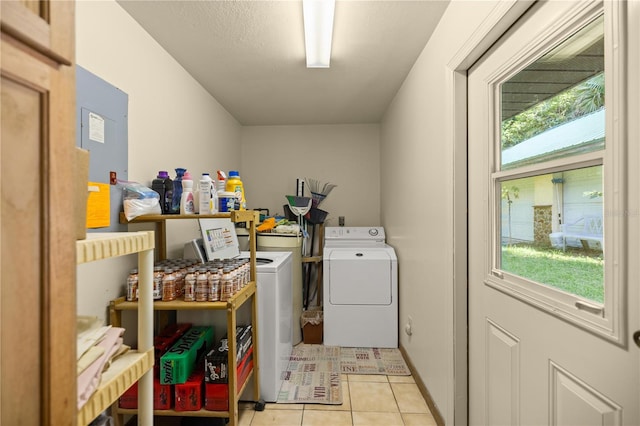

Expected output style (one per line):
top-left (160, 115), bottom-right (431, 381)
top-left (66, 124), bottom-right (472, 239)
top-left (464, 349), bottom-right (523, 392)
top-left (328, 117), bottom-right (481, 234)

top-left (236, 373), bottom-right (437, 426)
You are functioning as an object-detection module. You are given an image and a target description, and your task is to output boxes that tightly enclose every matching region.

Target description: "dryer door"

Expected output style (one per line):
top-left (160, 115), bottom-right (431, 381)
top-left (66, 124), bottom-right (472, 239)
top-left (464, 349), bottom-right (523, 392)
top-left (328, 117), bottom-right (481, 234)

top-left (327, 250), bottom-right (393, 305)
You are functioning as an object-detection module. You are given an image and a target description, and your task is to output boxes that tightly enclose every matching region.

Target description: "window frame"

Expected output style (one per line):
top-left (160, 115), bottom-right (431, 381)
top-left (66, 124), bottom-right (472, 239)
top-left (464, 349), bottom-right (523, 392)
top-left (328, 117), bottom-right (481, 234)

top-left (481, 2), bottom-right (626, 344)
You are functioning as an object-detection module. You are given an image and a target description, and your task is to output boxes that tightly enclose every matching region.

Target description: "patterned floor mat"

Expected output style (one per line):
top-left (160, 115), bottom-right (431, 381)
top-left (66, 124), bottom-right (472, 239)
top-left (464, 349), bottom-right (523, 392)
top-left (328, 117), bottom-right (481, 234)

top-left (340, 347), bottom-right (411, 375)
top-left (277, 344), bottom-right (342, 404)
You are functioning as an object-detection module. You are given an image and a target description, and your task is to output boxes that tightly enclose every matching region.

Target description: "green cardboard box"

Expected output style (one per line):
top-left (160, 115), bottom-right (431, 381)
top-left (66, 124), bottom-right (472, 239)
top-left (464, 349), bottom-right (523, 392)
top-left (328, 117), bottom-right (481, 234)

top-left (160, 326), bottom-right (214, 385)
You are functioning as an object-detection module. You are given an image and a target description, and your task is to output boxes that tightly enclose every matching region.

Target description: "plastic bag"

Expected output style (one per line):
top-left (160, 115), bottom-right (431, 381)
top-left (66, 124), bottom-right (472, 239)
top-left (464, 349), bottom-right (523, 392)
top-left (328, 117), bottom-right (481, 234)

top-left (121, 180), bottom-right (161, 221)
top-left (300, 309), bottom-right (323, 327)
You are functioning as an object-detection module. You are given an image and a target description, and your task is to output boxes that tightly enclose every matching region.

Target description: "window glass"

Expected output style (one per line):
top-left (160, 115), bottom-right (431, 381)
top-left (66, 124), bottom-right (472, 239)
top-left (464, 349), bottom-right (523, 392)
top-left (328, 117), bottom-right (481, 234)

top-left (500, 16), bottom-right (604, 170)
top-left (496, 15), bottom-right (605, 306)
top-left (499, 166), bottom-right (604, 303)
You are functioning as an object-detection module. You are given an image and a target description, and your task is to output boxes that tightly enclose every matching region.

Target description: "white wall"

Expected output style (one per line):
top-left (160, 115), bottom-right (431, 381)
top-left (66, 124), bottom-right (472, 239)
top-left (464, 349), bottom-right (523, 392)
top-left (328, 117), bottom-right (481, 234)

top-left (240, 124), bottom-right (380, 228)
top-left (381, 1), bottom-right (528, 423)
top-left (75, 0), bottom-right (242, 321)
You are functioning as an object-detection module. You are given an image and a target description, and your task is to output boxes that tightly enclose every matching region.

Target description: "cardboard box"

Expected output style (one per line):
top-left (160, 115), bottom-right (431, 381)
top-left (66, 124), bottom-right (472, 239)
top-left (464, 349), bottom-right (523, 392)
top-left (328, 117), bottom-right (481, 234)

top-left (204, 346), bottom-right (253, 411)
top-left (154, 323), bottom-right (192, 375)
top-left (174, 366), bottom-right (204, 411)
top-left (205, 325), bottom-right (252, 384)
top-left (74, 148), bottom-right (89, 240)
top-left (119, 377), bottom-right (172, 410)
top-left (160, 326), bottom-right (214, 385)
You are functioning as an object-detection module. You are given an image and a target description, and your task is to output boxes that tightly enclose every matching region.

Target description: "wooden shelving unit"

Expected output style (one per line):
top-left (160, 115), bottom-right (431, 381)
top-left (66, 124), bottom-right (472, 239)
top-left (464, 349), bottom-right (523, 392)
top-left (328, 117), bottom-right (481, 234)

top-left (77, 231), bottom-right (155, 426)
top-left (113, 211), bottom-right (260, 426)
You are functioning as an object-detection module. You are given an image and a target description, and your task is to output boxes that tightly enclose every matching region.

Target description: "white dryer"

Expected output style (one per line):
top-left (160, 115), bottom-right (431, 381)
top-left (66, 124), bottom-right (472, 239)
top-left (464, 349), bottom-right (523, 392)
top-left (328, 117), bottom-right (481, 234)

top-left (323, 227), bottom-right (398, 348)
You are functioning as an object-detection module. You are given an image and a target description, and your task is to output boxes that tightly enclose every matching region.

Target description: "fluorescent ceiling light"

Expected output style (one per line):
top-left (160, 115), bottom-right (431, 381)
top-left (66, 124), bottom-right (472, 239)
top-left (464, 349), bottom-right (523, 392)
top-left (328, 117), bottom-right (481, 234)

top-left (303, 0), bottom-right (335, 68)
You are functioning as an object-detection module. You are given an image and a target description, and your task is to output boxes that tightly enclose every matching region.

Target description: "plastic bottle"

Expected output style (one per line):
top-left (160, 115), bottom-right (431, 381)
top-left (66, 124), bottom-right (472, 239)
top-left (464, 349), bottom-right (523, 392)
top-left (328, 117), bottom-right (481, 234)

top-left (162, 268), bottom-right (176, 301)
top-left (153, 266), bottom-right (164, 300)
top-left (184, 267), bottom-right (196, 302)
top-left (152, 171), bottom-right (173, 214)
top-left (225, 170), bottom-right (246, 211)
top-left (216, 170), bottom-right (227, 194)
top-left (171, 168), bottom-right (186, 214)
top-left (180, 171), bottom-right (195, 215)
top-left (196, 267), bottom-right (209, 302)
top-left (126, 268), bottom-right (138, 301)
top-left (199, 173), bottom-right (217, 215)
top-left (207, 266), bottom-right (220, 302)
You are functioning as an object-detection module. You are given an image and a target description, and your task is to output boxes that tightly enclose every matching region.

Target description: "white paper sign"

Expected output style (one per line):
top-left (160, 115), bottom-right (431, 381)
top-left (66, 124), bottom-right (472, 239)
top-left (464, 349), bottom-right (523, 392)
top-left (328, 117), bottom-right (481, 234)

top-left (89, 112), bottom-right (105, 143)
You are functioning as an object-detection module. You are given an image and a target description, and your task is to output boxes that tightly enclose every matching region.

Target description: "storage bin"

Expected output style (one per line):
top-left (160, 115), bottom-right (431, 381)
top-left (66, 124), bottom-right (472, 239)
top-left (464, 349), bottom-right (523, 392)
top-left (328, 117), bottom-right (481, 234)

top-left (301, 309), bottom-right (323, 344)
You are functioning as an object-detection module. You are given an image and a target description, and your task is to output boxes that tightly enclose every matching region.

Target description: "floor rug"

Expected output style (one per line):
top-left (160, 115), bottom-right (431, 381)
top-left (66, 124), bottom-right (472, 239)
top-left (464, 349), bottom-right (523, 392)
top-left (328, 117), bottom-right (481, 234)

top-left (340, 347), bottom-right (411, 375)
top-left (277, 344), bottom-right (342, 405)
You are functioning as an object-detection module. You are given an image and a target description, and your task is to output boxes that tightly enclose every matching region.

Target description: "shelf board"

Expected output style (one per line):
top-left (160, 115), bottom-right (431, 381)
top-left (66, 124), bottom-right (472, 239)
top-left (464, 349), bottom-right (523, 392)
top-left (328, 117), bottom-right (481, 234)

top-left (114, 282), bottom-right (256, 311)
top-left (77, 231), bottom-right (155, 264)
top-left (77, 349), bottom-right (154, 425)
top-left (119, 210), bottom-right (257, 224)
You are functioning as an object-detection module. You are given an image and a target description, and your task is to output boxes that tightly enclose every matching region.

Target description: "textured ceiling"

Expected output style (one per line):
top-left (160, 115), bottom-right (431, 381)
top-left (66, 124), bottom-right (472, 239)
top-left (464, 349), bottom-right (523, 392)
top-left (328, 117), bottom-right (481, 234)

top-left (116, 0), bottom-right (450, 125)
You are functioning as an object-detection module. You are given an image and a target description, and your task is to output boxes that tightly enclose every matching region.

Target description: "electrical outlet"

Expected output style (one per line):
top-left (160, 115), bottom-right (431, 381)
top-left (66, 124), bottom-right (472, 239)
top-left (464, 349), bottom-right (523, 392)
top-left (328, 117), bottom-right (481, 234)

top-left (405, 315), bottom-right (413, 336)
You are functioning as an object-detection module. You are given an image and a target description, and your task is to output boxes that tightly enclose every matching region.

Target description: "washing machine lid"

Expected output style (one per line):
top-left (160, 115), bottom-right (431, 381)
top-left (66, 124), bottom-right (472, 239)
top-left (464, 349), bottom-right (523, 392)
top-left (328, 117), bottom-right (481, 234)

top-left (239, 251), bottom-right (292, 272)
top-left (328, 249), bottom-right (394, 305)
top-left (324, 227), bottom-right (386, 247)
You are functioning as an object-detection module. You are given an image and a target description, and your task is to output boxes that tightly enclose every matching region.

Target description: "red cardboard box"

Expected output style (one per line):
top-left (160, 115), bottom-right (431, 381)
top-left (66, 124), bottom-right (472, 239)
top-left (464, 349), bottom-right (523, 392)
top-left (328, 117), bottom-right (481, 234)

top-left (204, 383), bottom-right (229, 411)
top-left (205, 325), bottom-right (252, 384)
top-left (119, 377), bottom-right (172, 410)
top-left (204, 346), bottom-right (253, 411)
top-left (175, 366), bottom-right (205, 411)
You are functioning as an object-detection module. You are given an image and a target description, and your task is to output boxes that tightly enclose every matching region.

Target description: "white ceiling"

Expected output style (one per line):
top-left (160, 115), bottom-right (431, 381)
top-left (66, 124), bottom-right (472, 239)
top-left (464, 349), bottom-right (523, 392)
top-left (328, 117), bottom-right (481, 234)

top-left (116, 0), bottom-right (450, 126)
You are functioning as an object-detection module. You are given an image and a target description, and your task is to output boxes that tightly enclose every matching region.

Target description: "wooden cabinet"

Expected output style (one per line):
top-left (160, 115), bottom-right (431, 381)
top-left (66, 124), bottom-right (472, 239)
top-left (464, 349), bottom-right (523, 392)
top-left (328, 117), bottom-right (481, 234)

top-left (115, 211), bottom-right (261, 426)
top-left (1, 1), bottom-right (76, 425)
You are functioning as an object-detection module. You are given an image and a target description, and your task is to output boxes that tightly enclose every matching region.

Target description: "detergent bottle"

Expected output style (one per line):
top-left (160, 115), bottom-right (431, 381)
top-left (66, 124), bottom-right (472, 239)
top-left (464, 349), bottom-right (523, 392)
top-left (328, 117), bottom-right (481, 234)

top-left (199, 173), bottom-right (215, 215)
top-left (171, 168), bottom-right (186, 214)
top-left (225, 170), bottom-right (246, 210)
top-left (180, 171), bottom-right (195, 215)
top-left (152, 171), bottom-right (172, 214)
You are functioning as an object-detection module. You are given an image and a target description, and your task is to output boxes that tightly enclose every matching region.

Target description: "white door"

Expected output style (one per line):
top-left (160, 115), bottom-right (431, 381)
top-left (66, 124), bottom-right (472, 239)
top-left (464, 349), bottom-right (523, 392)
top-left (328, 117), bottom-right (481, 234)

top-left (468, 1), bottom-right (639, 425)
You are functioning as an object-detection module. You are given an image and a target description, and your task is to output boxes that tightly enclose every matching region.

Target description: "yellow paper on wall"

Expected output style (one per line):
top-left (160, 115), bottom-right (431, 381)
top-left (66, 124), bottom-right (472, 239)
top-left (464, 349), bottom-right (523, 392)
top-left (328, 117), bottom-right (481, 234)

top-left (86, 182), bottom-right (110, 228)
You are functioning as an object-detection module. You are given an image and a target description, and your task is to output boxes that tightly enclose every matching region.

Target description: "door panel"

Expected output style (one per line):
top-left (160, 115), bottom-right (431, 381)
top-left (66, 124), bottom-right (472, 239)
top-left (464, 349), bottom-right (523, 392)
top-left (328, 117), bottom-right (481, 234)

top-left (468, 1), bottom-right (638, 425)
top-left (550, 361), bottom-right (622, 426)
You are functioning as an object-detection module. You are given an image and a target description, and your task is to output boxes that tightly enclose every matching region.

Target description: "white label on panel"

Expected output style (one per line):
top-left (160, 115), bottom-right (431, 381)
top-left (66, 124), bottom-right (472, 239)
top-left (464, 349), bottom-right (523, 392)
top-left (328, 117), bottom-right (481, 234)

top-left (89, 112), bottom-right (105, 143)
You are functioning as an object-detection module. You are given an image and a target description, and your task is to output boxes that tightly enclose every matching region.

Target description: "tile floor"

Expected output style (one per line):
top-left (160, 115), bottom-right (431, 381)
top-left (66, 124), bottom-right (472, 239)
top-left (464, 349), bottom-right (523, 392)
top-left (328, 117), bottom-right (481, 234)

top-left (235, 373), bottom-right (437, 426)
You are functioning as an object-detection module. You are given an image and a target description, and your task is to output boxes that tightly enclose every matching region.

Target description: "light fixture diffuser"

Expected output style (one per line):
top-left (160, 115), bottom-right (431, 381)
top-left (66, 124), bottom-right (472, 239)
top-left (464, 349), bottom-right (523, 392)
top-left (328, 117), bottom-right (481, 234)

top-left (303, 0), bottom-right (335, 68)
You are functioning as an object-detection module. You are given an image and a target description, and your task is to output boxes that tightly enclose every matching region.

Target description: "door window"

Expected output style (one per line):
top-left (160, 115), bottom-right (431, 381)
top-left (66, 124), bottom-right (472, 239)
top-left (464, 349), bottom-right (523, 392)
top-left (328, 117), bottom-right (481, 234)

top-left (487, 14), bottom-right (620, 339)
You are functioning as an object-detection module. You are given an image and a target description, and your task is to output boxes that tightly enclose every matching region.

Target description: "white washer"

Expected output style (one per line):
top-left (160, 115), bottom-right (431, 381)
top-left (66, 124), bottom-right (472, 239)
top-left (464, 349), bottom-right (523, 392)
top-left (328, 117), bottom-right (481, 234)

top-left (323, 227), bottom-right (398, 348)
top-left (238, 251), bottom-right (293, 403)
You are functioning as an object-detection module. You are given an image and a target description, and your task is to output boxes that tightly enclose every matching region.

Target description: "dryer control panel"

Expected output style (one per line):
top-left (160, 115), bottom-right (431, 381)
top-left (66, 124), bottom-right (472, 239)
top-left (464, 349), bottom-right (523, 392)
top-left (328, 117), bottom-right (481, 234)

top-left (324, 227), bottom-right (386, 247)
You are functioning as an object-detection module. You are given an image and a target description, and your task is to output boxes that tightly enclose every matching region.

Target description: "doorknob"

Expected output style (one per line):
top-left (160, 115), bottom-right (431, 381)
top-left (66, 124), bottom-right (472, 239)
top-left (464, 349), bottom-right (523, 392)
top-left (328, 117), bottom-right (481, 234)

top-left (633, 331), bottom-right (640, 348)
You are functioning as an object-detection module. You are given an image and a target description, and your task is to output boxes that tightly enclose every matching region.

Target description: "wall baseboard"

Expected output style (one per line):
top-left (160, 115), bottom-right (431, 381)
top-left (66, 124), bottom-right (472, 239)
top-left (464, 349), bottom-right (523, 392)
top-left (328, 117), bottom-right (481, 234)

top-left (399, 344), bottom-right (445, 426)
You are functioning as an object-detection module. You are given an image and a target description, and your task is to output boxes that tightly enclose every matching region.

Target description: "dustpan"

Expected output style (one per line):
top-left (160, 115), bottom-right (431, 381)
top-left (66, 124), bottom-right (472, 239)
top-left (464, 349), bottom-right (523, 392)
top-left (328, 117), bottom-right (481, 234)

top-left (285, 196), bottom-right (312, 216)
